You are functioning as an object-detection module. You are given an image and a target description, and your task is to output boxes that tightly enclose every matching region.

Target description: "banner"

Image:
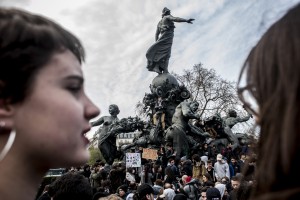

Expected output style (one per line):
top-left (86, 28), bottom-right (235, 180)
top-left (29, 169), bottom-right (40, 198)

top-left (142, 148), bottom-right (158, 160)
top-left (126, 153), bottom-right (141, 167)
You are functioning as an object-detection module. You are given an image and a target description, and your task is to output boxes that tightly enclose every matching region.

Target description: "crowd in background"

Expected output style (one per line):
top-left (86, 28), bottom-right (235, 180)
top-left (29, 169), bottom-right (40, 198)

top-left (37, 142), bottom-right (256, 200)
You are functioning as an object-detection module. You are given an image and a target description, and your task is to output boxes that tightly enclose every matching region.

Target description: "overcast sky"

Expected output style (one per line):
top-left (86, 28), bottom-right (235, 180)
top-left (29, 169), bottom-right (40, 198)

top-left (2, 0), bottom-right (300, 136)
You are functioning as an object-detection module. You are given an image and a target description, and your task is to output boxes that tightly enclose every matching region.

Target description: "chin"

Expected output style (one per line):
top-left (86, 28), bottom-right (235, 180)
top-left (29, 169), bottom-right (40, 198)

top-left (55, 151), bottom-right (90, 167)
top-left (72, 151), bottom-right (90, 165)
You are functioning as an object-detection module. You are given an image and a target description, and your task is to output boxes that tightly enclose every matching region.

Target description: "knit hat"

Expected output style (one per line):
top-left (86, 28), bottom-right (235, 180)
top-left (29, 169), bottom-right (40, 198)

top-left (206, 188), bottom-right (221, 200)
top-left (137, 183), bottom-right (154, 198)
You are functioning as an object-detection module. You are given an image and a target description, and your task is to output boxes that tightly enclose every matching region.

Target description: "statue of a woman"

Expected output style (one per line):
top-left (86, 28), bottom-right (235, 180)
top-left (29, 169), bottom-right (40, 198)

top-left (146, 7), bottom-right (194, 74)
top-left (91, 104), bottom-right (120, 165)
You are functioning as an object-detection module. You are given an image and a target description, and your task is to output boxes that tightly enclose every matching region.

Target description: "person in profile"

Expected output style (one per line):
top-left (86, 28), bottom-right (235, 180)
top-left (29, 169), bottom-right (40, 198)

top-left (237, 3), bottom-right (300, 199)
top-left (146, 7), bottom-right (194, 74)
top-left (0, 8), bottom-right (100, 200)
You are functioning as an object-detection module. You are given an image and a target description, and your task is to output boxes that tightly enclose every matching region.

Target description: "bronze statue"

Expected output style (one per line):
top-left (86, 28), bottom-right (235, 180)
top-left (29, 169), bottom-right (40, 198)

top-left (146, 7), bottom-right (194, 74)
top-left (198, 109), bottom-right (252, 151)
top-left (91, 104), bottom-right (120, 165)
top-left (222, 109), bottom-right (252, 129)
top-left (164, 101), bottom-right (209, 158)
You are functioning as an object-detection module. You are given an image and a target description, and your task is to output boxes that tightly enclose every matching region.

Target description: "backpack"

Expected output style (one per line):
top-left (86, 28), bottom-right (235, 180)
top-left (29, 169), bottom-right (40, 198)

top-left (184, 181), bottom-right (200, 200)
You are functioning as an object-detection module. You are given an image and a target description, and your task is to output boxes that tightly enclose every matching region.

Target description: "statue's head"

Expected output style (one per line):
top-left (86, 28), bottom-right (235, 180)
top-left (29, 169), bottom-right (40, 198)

top-left (162, 7), bottom-right (171, 16)
top-left (213, 113), bottom-right (222, 123)
top-left (190, 101), bottom-right (199, 112)
top-left (228, 109), bottom-right (237, 117)
top-left (109, 104), bottom-right (120, 115)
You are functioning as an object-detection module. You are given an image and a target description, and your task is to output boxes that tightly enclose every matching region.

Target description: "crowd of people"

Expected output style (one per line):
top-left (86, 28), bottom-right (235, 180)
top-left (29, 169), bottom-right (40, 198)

top-left (37, 143), bottom-right (256, 200)
top-left (1, 2), bottom-right (300, 200)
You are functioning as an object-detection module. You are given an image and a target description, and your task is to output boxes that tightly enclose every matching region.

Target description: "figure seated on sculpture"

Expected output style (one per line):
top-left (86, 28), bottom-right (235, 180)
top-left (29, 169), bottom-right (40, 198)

top-left (199, 113), bottom-right (240, 152)
top-left (222, 108), bottom-right (252, 129)
top-left (164, 101), bottom-right (210, 159)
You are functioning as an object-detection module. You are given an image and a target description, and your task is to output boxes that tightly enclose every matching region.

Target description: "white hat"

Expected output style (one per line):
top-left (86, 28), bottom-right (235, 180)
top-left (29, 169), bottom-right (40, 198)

top-left (217, 154), bottom-right (223, 161)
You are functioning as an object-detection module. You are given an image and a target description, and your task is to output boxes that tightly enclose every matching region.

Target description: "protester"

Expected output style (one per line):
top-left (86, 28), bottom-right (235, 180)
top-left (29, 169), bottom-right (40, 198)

top-left (215, 183), bottom-right (226, 200)
top-left (206, 187), bottom-right (221, 200)
top-left (214, 154), bottom-right (230, 182)
top-left (0, 8), bottom-right (99, 200)
top-left (238, 3), bottom-right (300, 199)
top-left (191, 154), bottom-right (206, 182)
top-left (160, 183), bottom-right (176, 200)
top-left (49, 172), bottom-right (93, 200)
top-left (117, 185), bottom-right (129, 200)
top-left (152, 179), bottom-right (164, 198)
top-left (133, 183), bottom-right (155, 200)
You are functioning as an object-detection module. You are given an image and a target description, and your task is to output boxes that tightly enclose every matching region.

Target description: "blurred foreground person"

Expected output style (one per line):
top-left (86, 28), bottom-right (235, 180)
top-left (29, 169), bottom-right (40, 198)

top-left (238, 3), bottom-right (300, 200)
top-left (49, 172), bottom-right (93, 200)
top-left (133, 183), bottom-right (154, 200)
top-left (0, 8), bottom-right (100, 200)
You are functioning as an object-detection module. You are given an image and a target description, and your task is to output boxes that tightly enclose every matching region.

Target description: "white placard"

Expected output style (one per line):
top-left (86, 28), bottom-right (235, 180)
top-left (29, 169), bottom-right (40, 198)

top-left (126, 153), bottom-right (141, 167)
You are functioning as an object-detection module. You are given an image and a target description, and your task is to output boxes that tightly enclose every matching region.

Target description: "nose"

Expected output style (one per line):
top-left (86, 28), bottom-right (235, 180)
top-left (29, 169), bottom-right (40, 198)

top-left (84, 96), bottom-right (100, 120)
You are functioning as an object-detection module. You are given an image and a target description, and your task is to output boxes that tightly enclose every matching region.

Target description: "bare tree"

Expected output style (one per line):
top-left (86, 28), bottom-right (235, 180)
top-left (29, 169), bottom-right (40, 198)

top-left (173, 63), bottom-right (240, 118)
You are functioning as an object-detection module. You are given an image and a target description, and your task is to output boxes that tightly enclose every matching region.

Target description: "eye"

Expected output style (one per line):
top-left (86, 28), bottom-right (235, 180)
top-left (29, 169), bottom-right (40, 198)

top-left (63, 76), bottom-right (84, 95)
top-left (67, 84), bottom-right (82, 93)
top-left (66, 82), bottom-right (83, 97)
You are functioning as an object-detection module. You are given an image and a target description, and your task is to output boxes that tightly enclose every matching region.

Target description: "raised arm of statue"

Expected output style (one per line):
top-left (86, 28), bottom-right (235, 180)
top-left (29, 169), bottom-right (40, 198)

top-left (146, 7), bottom-right (195, 74)
top-left (236, 114), bottom-right (251, 123)
top-left (167, 15), bottom-right (195, 23)
top-left (224, 109), bottom-right (252, 129)
top-left (91, 104), bottom-right (120, 129)
top-left (91, 116), bottom-right (104, 127)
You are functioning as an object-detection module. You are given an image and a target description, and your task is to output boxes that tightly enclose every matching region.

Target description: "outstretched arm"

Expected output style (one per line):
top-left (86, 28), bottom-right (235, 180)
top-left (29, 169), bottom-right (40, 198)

top-left (90, 116), bottom-right (104, 127)
top-left (169, 16), bottom-right (195, 24)
top-left (236, 114), bottom-right (251, 123)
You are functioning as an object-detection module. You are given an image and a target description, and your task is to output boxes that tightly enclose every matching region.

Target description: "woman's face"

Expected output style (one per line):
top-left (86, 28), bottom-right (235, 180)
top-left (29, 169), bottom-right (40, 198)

top-left (109, 105), bottom-right (117, 115)
top-left (203, 175), bottom-right (207, 182)
top-left (12, 50), bottom-right (100, 168)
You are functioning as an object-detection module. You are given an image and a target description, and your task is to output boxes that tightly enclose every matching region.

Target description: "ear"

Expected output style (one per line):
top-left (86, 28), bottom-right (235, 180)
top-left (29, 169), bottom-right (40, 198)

top-left (0, 99), bottom-right (14, 115)
top-left (0, 99), bottom-right (15, 130)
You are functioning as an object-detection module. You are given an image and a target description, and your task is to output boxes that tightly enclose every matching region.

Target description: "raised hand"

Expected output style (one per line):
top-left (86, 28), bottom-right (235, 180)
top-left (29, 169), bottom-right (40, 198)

top-left (187, 18), bottom-right (195, 24)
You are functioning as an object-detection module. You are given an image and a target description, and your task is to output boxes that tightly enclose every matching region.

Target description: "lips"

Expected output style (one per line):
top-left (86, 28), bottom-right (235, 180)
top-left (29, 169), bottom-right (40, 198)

top-left (82, 134), bottom-right (90, 146)
top-left (82, 126), bottom-right (92, 145)
top-left (82, 126), bottom-right (91, 135)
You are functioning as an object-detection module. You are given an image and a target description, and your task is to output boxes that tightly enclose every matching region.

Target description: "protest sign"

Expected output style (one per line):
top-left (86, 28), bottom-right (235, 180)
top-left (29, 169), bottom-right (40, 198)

top-left (126, 153), bottom-right (141, 167)
top-left (142, 148), bottom-right (158, 160)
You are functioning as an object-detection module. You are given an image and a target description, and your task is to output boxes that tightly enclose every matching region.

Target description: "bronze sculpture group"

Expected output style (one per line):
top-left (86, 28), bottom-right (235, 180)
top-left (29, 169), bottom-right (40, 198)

top-left (92, 7), bottom-right (252, 164)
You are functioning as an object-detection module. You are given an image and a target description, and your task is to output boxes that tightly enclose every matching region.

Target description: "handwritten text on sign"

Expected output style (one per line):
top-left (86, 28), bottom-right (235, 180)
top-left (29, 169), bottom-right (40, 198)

top-left (142, 148), bottom-right (158, 160)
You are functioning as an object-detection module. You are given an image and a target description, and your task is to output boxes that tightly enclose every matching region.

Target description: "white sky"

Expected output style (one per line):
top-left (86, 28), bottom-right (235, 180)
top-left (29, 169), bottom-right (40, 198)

top-left (1, 0), bottom-right (300, 137)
